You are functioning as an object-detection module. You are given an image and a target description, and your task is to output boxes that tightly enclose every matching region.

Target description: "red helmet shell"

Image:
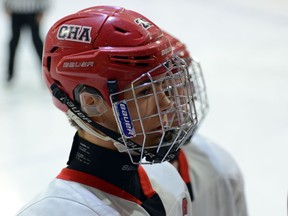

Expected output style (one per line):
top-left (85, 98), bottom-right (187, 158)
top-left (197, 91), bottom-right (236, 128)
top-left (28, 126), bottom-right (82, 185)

top-left (43, 6), bottom-right (172, 112)
top-left (163, 31), bottom-right (192, 65)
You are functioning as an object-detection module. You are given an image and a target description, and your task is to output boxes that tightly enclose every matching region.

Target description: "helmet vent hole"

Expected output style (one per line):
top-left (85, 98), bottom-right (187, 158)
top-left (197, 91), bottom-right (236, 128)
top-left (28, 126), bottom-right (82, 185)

top-left (114, 60), bottom-right (130, 65)
top-left (135, 62), bottom-right (149, 66)
top-left (47, 56), bottom-right (51, 72)
top-left (50, 46), bottom-right (58, 53)
top-left (54, 80), bottom-right (62, 87)
top-left (134, 56), bottom-right (150, 60)
top-left (110, 55), bottom-right (151, 67)
top-left (111, 55), bottom-right (128, 60)
top-left (114, 27), bottom-right (128, 34)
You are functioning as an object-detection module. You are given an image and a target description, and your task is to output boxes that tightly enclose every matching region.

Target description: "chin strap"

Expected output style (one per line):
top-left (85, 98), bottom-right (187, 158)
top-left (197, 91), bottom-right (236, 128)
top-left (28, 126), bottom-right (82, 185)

top-left (50, 83), bottom-right (144, 156)
top-left (66, 109), bottom-right (111, 141)
top-left (67, 108), bottom-right (138, 155)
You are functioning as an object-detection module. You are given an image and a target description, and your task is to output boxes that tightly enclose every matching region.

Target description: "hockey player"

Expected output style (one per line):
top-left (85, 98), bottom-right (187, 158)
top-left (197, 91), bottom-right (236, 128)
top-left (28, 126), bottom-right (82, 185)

top-left (166, 32), bottom-right (249, 216)
top-left (16, 6), bottom-right (197, 216)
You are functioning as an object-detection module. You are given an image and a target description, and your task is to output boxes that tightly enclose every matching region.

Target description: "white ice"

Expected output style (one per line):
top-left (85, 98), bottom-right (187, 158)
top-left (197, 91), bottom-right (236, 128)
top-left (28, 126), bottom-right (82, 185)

top-left (0, 0), bottom-right (287, 215)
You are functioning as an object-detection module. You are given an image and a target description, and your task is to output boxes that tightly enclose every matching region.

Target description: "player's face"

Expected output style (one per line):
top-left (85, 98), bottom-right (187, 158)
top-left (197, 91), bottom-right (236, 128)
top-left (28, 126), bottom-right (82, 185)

top-left (123, 73), bottom-right (173, 147)
top-left (88, 73), bottom-right (173, 148)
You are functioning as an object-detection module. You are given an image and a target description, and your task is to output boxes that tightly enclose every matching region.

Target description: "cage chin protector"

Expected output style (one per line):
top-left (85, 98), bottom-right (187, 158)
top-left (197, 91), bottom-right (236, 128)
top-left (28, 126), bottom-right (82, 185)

top-left (110, 56), bottom-right (198, 164)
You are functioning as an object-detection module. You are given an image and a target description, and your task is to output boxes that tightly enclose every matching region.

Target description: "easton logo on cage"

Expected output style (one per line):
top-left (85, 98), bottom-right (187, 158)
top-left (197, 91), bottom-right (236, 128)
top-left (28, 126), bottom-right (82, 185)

top-left (57, 24), bottom-right (92, 43)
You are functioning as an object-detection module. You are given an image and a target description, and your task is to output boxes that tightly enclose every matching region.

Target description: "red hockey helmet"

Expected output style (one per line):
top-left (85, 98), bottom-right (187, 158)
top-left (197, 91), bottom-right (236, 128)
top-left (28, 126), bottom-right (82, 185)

top-left (43, 6), bottom-right (198, 164)
top-left (43, 6), bottom-right (173, 112)
top-left (164, 31), bottom-right (191, 64)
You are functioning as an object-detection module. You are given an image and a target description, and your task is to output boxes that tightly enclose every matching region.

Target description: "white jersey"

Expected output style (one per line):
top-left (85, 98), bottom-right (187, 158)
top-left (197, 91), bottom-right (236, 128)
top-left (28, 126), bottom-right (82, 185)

top-left (181, 134), bottom-right (248, 216)
top-left (17, 162), bottom-right (192, 216)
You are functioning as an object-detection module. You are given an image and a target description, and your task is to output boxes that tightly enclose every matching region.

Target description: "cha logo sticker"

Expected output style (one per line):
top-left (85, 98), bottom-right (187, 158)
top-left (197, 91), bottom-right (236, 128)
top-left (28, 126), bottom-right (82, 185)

top-left (134, 18), bottom-right (152, 29)
top-left (57, 24), bottom-right (92, 43)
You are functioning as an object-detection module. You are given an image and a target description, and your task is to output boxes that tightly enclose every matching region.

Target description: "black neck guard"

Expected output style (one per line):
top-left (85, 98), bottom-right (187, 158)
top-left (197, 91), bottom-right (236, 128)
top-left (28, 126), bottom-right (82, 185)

top-left (67, 132), bottom-right (140, 189)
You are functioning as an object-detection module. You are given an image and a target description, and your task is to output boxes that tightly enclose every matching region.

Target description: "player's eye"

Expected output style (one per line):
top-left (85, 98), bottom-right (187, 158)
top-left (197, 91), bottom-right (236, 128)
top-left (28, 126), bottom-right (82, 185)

top-left (138, 87), bottom-right (153, 96)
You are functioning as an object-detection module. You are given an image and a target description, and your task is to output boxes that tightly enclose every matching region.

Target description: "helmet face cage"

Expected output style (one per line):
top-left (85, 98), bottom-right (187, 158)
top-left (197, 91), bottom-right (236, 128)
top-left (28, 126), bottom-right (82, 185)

top-left (110, 56), bottom-right (198, 164)
top-left (189, 57), bottom-right (209, 126)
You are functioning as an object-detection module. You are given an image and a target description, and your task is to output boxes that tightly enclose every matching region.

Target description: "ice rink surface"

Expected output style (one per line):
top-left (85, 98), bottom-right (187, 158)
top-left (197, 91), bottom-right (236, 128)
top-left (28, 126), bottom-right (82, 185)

top-left (0, 0), bottom-right (287, 215)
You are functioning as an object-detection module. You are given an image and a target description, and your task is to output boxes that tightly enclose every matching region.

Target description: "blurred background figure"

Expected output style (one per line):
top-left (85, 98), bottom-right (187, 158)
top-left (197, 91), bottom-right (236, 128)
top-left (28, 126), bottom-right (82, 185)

top-left (4, 0), bottom-right (49, 83)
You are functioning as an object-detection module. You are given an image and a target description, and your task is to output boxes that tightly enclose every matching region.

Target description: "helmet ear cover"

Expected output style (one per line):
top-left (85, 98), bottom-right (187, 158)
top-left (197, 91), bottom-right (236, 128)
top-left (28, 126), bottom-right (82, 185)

top-left (74, 84), bottom-right (107, 116)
